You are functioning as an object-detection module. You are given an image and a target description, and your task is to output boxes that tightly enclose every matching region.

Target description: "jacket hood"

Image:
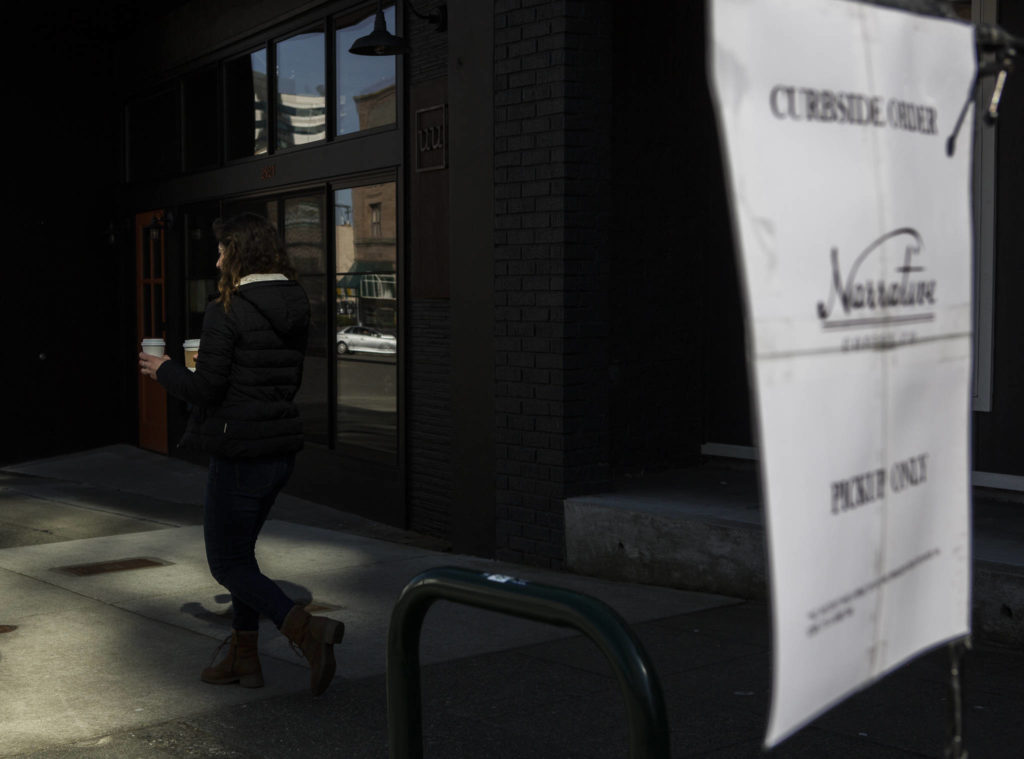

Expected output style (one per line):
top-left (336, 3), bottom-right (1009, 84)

top-left (235, 280), bottom-right (311, 344)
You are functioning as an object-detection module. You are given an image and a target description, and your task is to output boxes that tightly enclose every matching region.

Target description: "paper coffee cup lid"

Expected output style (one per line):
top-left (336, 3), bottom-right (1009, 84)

top-left (183, 339), bottom-right (200, 348)
top-left (141, 338), bottom-right (165, 344)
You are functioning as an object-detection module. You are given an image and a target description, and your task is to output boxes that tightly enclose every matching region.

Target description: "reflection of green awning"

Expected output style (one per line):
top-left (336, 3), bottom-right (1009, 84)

top-left (337, 260), bottom-right (395, 289)
top-left (337, 260), bottom-right (397, 299)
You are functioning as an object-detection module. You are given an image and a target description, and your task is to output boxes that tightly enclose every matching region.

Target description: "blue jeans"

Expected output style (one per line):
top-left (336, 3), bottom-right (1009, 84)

top-left (204, 454), bottom-right (297, 631)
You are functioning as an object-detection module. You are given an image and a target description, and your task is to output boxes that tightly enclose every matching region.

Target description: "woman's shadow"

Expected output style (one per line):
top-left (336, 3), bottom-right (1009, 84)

top-left (180, 581), bottom-right (313, 626)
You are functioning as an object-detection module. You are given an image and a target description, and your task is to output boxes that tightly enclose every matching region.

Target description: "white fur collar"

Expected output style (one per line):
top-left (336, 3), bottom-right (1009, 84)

top-left (238, 273), bottom-right (288, 286)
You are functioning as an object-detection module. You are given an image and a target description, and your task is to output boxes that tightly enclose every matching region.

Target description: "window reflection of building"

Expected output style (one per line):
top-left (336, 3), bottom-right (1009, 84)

top-left (333, 181), bottom-right (397, 456)
top-left (277, 32), bottom-right (326, 149)
top-left (286, 196), bottom-right (329, 444)
top-left (336, 183), bottom-right (396, 334)
top-left (285, 197), bottom-right (327, 354)
top-left (360, 273), bottom-right (395, 299)
top-left (339, 81), bottom-right (399, 327)
top-left (351, 84), bottom-right (396, 132)
top-left (370, 202), bottom-right (382, 235)
top-left (277, 92), bottom-right (327, 147)
top-left (253, 69), bottom-right (268, 154)
top-left (224, 56), bottom-right (268, 158)
top-left (335, 200), bottom-right (356, 326)
top-left (336, 4), bottom-right (397, 136)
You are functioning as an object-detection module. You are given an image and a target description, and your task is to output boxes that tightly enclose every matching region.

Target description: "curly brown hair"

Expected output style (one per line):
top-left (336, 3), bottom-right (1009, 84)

top-left (212, 213), bottom-right (297, 311)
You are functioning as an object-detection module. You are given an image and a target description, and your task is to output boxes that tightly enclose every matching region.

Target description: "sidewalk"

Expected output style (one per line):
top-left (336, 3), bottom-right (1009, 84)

top-left (1, 445), bottom-right (1021, 758)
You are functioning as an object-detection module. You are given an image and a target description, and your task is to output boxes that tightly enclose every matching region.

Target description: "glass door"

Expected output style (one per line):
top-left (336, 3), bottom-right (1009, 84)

top-left (334, 182), bottom-right (398, 457)
top-left (220, 194), bottom-right (330, 446)
top-left (183, 203), bottom-right (221, 339)
top-left (218, 180), bottom-right (398, 460)
top-left (136, 210), bottom-right (169, 454)
top-left (284, 194), bottom-right (329, 445)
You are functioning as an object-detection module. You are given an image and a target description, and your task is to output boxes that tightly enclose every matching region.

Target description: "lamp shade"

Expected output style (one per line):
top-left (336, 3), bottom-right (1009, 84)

top-left (349, 8), bottom-right (405, 56)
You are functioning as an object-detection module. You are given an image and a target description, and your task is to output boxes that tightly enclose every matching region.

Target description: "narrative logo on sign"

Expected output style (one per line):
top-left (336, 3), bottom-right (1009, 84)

top-left (815, 227), bottom-right (938, 334)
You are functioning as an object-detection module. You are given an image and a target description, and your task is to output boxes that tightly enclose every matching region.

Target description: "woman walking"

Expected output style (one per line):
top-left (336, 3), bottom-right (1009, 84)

top-left (139, 212), bottom-right (344, 696)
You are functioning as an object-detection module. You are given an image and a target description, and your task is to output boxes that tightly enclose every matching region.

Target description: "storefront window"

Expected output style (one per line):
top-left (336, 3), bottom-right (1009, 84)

top-left (283, 195), bottom-right (328, 444)
top-left (334, 183), bottom-right (397, 454)
top-left (220, 198), bottom-right (332, 445)
top-left (183, 204), bottom-right (221, 339)
top-left (217, 186), bottom-right (396, 457)
top-left (276, 31), bottom-right (326, 149)
top-left (221, 197), bottom-right (280, 229)
top-left (225, 48), bottom-right (269, 159)
top-left (335, 6), bottom-right (397, 136)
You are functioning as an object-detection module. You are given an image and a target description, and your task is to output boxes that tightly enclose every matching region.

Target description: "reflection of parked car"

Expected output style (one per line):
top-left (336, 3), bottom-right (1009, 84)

top-left (336, 325), bottom-right (397, 356)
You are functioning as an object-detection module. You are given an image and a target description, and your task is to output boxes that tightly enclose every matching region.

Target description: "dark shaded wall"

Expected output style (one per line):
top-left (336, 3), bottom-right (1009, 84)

top-left (490, 0), bottom-right (749, 568)
top-left (973, 1), bottom-right (1024, 477)
top-left (447, 0), bottom-right (497, 556)
top-left (3, 8), bottom-right (131, 464)
top-left (608, 0), bottom-right (741, 470)
top-left (405, 1), bottom-right (455, 540)
top-left (493, 0), bottom-right (614, 568)
top-left (3, 1), bottom-right (310, 467)
top-left (406, 300), bottom-right (453, 536)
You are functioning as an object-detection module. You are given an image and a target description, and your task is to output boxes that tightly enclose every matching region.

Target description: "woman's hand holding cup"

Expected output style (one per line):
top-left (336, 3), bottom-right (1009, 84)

top-left (139, 338), bottom-right (169, 379)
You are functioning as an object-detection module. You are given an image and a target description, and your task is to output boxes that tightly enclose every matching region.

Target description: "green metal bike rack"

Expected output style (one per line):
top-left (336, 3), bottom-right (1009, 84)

top-left (386, 566), bottom-right (670, 759)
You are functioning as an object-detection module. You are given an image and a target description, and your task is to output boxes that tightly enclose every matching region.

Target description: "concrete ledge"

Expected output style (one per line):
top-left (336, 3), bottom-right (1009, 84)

top-left (974, 562), bottom-right (1024, 649)
top-left (565, 498), bottom-right (767, 600)
top-left (565, 475), bottom-right (1024, 649)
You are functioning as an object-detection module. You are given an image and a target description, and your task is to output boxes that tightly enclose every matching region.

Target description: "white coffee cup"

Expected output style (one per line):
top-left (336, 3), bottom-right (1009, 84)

top-left (183, 339), bottom-right (200, 371)
top-left (141, 338), bottom-right (166, 357)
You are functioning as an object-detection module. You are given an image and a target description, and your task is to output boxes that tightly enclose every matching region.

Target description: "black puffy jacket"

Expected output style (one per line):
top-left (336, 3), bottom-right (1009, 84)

top-left (157, 278), bottom-right (311, 458)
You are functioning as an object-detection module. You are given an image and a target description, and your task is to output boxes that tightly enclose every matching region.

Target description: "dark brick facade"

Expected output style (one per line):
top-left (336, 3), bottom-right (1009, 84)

top-left (406, 300), bottom-right (453, 537)
top-left (407, 0), bottom-right (449, 85)
top-left (493, 0), bottom-right (614, 567)
top-left (405, 0), bottom-right (454, 540)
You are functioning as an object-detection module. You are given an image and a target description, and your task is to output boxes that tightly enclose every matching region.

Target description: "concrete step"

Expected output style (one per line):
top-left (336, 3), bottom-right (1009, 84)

top-left (565, 463), bottom-right (1023, 649)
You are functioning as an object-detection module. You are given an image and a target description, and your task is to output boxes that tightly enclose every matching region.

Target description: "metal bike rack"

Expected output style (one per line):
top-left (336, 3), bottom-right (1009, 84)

top-left (386, 566), bottom-right (670, 759)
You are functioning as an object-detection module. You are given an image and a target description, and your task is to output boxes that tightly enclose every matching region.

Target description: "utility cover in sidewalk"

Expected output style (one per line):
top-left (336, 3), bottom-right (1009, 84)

top-left (54, 557), bottom-right (173, 576)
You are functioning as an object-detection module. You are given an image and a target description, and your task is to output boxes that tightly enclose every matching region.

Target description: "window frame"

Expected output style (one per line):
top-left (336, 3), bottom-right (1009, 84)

top-left (334, 2), bottom-right (399, 140)
top-left (123, 0), bottom-right (402, 182)
top-left (273, 23), bottom-right (330, 154)
top-left (329, 172), bottom-right (402, 464)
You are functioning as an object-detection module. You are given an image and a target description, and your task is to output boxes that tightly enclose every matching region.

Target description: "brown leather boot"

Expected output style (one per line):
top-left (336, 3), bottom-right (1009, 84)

top-left (200, 630), bottom-right (264, 688)
top-left (280, 605), bottom-right (345, 696)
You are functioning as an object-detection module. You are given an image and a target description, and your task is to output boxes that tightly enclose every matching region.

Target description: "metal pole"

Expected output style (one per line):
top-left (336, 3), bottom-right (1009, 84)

top-left (387, 566), bottom-right (670, 759)
top-left (944, 637), bottom-right (971, 759)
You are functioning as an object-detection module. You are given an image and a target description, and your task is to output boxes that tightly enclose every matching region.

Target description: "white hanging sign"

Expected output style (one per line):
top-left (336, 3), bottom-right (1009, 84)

top-left (707, 0), bottom-right (975, 746)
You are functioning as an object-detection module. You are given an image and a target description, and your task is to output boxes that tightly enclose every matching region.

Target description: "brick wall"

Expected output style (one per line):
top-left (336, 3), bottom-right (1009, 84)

top-left (493, 0), bottom-right (613, 568)
top-left (405, 0), bottom-right (453, 539)
top-left (407, 0), bottom-right (448, 85)
top-left (406, 300), bottom-right (452, 537)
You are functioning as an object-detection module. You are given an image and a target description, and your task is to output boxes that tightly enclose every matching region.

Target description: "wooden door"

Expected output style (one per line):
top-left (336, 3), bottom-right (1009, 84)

top-left (137, 211), bottom-right (168, 453)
